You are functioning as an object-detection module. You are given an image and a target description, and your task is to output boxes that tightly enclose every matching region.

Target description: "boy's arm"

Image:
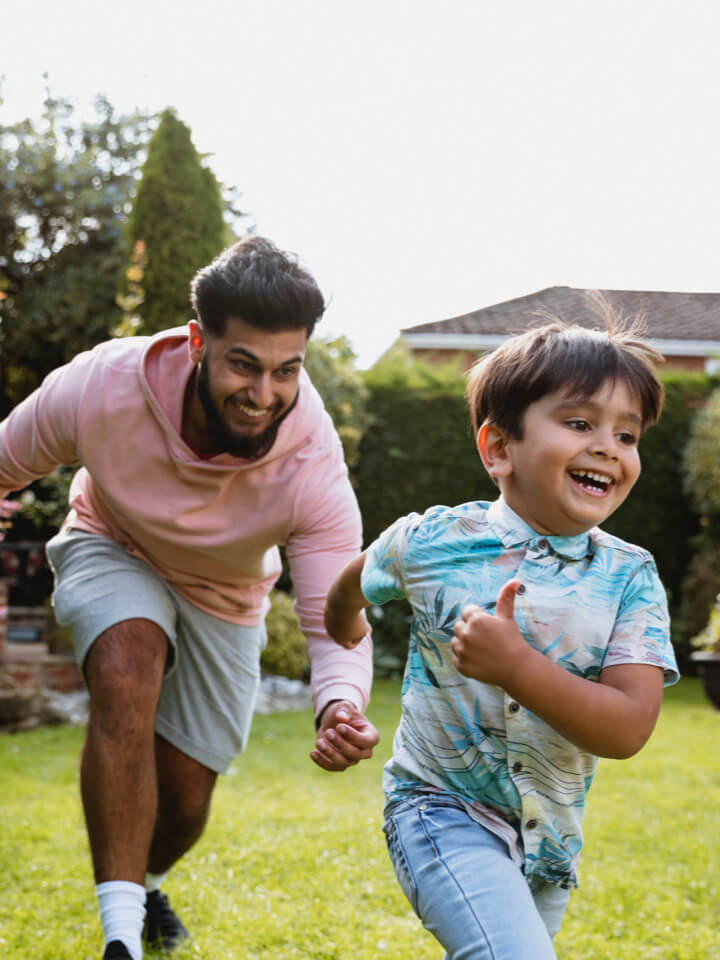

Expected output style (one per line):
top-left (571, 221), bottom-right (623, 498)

top-left (324, 552), bottom-right (371, 649)
top-left (451, 579), bottom-right (665, 759)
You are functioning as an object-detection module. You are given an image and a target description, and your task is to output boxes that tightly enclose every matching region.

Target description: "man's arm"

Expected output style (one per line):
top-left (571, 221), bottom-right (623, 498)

top-left (0, 358), bottom-right (81, 496)
top-left (451, 579), bottom-right (665, 759)
top-left (283, 425), bottom-right (377, 770)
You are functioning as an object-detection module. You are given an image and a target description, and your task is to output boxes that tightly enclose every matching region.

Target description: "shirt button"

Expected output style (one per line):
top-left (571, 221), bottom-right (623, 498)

top-left (509, 701), bottom-right (520, 713)
top-left (526, 819), bottom-right (538, 830)
top-left (512, 762), bottom-right (523, 773)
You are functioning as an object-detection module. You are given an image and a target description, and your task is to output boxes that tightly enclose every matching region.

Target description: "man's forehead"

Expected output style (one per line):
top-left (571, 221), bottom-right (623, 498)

top-left (215, 316), bottom-right (307, 364)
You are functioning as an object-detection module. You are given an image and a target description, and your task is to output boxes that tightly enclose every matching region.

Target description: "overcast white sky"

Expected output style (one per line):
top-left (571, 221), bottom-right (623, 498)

top-left (3, 0), bottom-right (720, 366)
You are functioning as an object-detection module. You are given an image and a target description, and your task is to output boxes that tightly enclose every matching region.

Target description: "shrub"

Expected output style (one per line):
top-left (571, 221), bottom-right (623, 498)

top-left (367, 599), bottom-right (412, 678)
top-left (683, 384), bottom-right (720, 516)
top-left (356, 358), bottom-right (718, 665)
top-left (261, 589), bottom-right (309, 681)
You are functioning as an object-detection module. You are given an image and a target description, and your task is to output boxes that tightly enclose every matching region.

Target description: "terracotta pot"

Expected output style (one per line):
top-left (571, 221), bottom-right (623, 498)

top-left (690, 651), bottom-right (720, 710)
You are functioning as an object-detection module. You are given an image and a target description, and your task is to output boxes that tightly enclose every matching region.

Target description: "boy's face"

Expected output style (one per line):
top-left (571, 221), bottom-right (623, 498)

top-left (479, 379), bottom-right (643, 537)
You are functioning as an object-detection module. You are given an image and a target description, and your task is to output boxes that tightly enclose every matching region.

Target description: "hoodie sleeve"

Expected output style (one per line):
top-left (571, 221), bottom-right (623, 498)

top-left (284, 432), bottom-right (372, 719)
top-left (0, 357), bottom-right (86, 497)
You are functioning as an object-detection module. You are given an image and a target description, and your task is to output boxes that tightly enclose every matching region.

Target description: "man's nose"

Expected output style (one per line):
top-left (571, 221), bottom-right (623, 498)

top-left (248, 373), bottom-right (273, 409)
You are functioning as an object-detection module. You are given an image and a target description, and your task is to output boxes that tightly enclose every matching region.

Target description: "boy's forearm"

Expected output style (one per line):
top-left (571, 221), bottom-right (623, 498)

top-left (503, 651), bottom-right (663, 759)
top-left (324, 553), bottom-right (370, 648)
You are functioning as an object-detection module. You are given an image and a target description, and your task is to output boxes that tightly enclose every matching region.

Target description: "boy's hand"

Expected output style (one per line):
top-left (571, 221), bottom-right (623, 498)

top-left (310, 700), bottom-right (379, 771)
top-left (451, 579), bottom-right (527, 686)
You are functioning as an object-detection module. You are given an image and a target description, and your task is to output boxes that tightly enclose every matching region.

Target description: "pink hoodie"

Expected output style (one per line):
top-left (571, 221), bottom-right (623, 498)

top-left (0, 328), bottom-right (372, 715)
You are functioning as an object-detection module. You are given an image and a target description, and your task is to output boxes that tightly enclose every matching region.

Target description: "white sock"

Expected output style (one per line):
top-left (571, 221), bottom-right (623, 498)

top-left (144, 870), bottom-right (168, 893)
top-left (96, 880), bottom-right (146, 960)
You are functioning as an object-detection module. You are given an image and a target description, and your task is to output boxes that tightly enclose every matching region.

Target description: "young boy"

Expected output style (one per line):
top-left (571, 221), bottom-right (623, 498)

top-left (319, 319), bottom-right (679, 960)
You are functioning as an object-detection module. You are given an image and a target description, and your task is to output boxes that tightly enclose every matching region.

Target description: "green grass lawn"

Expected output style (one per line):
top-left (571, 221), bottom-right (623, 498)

top-left (1, 678), bottom-right (719, 959)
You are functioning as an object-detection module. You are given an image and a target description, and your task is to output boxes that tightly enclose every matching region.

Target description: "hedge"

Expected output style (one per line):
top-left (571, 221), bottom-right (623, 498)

top-left (355, 363), bottom-right (719, 671)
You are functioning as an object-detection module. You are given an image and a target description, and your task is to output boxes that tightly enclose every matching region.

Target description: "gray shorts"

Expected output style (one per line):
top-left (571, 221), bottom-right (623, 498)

top-left (46, 528), bottom-right (266, 773)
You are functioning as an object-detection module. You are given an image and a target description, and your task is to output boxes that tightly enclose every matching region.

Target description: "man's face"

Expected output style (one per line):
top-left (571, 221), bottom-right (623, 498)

top-left (188, 316), bottom-right (307, 459)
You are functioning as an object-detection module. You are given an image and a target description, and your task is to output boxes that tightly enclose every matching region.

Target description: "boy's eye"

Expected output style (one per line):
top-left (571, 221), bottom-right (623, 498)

top-left (617, 431), bottom-right (638, 445)
top-left (566, 419), bottom-right (590, 431)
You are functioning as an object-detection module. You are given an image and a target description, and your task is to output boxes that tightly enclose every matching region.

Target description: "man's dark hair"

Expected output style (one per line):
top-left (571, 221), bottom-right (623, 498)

top-left (190, 236), bottom-right (326, 338)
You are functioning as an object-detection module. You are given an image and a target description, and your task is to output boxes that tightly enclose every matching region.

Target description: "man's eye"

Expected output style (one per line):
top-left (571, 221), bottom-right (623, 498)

top-left (234, 359), bottom-right (254, 372)
top-left (276, 367), bottom-right (298, 379)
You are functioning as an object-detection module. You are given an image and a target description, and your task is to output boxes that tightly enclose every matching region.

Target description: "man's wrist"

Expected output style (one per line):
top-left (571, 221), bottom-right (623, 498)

top-left (315, 697), bottom-right (359, 730)
top-left (315, 699), bottom-right (342, 730)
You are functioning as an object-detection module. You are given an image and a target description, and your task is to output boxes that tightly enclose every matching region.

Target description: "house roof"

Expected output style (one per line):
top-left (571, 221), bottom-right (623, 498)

top-left (401, 287), bottom-right (720, 353)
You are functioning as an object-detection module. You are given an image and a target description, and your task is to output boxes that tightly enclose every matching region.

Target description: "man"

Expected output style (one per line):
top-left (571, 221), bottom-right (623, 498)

top-left (0, 237), bottom-right (377, 960)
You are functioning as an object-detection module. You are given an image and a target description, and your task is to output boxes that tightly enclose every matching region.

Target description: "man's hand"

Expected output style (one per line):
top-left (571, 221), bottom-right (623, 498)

top-left (450, 579), bottom-right (527, 686)
top-left (310, 700), bottom-right (379, 772)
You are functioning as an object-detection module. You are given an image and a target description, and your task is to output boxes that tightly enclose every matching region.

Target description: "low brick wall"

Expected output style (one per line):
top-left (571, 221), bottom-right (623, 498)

top-left (1, 579), bottom-right (83, 696)
top-left (4, 650), bottom-right (83, 694)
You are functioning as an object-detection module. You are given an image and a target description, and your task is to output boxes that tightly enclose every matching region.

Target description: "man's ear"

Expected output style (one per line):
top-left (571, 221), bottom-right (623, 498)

top-left (188, 320), bottom-right (205, 365)
top-left (476, 423), bottom-right (513, 481)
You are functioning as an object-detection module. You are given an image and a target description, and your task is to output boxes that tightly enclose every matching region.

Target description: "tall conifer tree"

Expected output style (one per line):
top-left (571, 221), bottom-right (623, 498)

top-left (127, 109), bottom-right (225, 333)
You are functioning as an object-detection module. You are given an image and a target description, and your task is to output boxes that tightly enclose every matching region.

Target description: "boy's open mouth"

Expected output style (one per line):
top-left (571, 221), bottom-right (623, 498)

top-left (568, 470), bottom-right (614, 495)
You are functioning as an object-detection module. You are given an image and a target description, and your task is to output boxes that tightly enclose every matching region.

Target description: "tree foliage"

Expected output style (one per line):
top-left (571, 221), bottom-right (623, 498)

top-left (0, 84), bottom-right (155, 412)
top-left (355, 354), bottom-right (716, 667)
top-left (304, 335), bottom-right (370, 471)
top-left (682, 384), bottom-right (720, 516)
top-left (125, 109), bottom-right (227, 334)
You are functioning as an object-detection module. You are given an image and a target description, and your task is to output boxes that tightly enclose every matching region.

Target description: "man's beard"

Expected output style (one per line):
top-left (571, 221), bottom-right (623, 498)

top-left (196, 362), bottom-right (298, 460)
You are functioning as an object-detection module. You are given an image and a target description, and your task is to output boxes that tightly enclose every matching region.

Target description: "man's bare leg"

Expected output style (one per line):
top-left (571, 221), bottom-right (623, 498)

top-left (81, 618), bottom-right (168, 884)
top-left (148, 736), bottom-right (217, 875)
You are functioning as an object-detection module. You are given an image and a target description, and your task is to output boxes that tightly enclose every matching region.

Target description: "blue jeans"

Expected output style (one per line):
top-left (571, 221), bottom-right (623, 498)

top-left (383, 795), bottom-right (570, 960)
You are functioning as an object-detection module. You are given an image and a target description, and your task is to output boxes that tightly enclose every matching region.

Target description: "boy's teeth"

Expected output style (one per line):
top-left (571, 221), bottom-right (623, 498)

top-left (572, 470), bottom-right (612, 484)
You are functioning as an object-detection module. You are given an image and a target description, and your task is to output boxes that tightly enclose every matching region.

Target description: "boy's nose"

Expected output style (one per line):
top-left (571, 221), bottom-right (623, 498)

top-left (590, 435), bottom-right (619, 460)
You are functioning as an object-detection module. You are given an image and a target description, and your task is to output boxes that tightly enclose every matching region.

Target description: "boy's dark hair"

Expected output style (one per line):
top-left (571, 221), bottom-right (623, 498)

top-left (190, 236), bottom-right (326, 339)
top-left (465, 297), bottom-right (665, 438)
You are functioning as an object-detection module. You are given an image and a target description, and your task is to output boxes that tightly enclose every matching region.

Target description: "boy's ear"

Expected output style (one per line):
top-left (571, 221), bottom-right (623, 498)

top-left (477, 423), bottom-right (513, 481)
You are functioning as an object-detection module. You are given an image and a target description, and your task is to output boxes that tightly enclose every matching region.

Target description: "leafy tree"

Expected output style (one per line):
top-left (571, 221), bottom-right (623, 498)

top-left (0, 83), bottom-right (155, 412)
top-left (304, 335), bottom-right (370, 472)
top-left (125, 109), bottom-right (227, 334)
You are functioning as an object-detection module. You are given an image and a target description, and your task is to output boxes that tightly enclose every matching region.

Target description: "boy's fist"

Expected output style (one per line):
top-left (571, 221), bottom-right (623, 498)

top-left (450, 579), bottom-right (526, 685)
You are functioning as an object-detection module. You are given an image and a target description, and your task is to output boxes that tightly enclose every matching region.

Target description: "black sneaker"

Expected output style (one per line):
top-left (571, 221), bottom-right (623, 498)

top-left (143, 889), bottom-right (190, 951)
top-left (103, 942), bottom-right (132, 960)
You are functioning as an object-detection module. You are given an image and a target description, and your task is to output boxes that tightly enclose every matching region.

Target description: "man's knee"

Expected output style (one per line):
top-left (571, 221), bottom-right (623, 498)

top-left (85, 618), bottom-right (169, 722)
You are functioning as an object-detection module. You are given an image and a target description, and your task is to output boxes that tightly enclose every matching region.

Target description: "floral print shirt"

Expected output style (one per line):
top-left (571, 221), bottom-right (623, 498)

top-left (362, 497), bottom-right (679, 888)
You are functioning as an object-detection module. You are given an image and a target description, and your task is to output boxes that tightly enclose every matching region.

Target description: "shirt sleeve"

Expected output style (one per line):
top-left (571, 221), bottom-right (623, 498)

top-left (361, 512), bottom-right (422, 605)
top-left (602, 559), bottom-right (679, 685)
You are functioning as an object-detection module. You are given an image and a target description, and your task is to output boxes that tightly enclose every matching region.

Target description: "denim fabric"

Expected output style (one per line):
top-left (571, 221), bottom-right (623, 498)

top-left (383, 795), bottom-right (569, 960)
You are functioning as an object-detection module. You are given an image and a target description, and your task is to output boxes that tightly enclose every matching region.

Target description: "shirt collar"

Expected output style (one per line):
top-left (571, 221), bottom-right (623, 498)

top-left (486, 497), bottom-right (594, 561)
